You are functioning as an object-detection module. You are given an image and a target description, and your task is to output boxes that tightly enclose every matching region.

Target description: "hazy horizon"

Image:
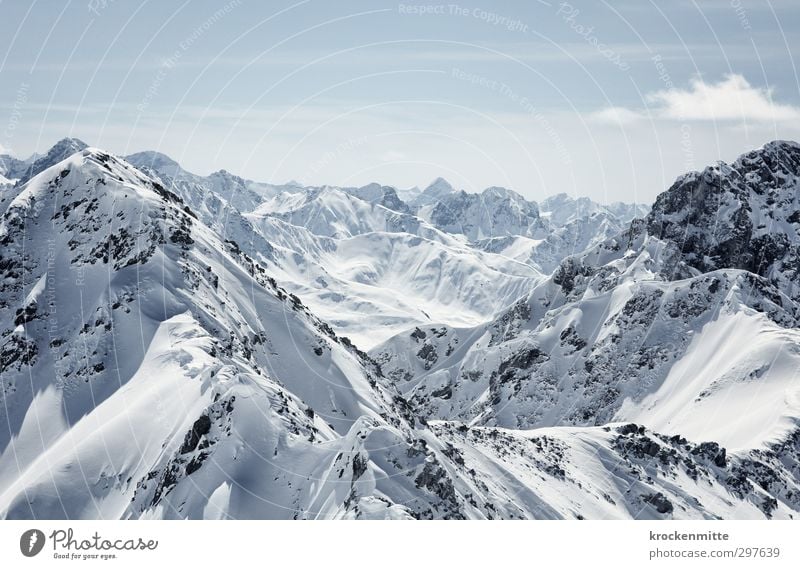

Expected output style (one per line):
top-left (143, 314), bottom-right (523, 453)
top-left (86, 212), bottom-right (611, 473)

top-left (2, 0), bottom-right (799, 203)
top-left (3, 134), bottom-right (792, 207)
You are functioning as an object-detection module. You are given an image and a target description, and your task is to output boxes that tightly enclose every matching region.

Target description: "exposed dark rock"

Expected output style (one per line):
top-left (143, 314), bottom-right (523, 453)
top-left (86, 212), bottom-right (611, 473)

top-left (179, 415), bottom-right (212, 454)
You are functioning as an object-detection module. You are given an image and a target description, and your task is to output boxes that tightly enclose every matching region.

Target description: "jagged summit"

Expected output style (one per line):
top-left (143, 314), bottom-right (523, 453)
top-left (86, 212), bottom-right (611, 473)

top-left (741, 138), bottom-right (800, 161)
top-left (45, 136), bottom-right (88, 154)
top-left (413, 177), bottom-right (457, 206)
top-left (424, 176), bottom-right (455, 195)
top-left (481, 185), bottom-right (521, 198)
top-left (347, 182), bottom-right (410, 214)
top-left (646, 139), bottom-right (800, 297)
top-left (422, 183), bottom-right (545, 242)
top-left (13, 137), bottom-right (88, 185)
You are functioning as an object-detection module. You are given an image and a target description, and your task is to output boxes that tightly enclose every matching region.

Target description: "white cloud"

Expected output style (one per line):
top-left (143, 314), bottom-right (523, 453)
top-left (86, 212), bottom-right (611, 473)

top-left (592, 74), bottom-right (800, 124)
top-left (649, 74), bottom-right (800, 121)
top-left (589, 106), bottom-right (645, 125)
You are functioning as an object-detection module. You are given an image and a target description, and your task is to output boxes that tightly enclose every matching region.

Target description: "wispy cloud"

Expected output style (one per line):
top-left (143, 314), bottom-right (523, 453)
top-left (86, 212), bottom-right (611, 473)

top-left (2, 38), bottom-right (787, 75)
top-left (591, 74), bottom-right (800, 124)
top-left (648, 74), bottom-right (800, 121)
top-left (589, 106), bottom-right (645, 125)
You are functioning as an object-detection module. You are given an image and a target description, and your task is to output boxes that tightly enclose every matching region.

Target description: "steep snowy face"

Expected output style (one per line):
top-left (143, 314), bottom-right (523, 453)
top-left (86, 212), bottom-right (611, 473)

top-left (124, 151), bottom-right (277, 266)
top-left (373, 264), bottom-right (800, 449)
top-left (646, 140), bottom-right (800, 298)
top-left (427, 421), bottom-right (800, 520)
top-left (424, 187), bottom-right (547, 242)
top-left (0, 149), bottom-right (466, 520)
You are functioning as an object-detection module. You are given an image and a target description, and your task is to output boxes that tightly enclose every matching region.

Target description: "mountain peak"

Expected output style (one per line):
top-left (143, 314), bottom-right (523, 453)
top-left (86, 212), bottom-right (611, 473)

top-left (13, 137), bottom-right (89, 184)
top-left (357, 182), bottom-right (382, 192)
top-left (647, 139), bottom-right (800, 292)
top-left (423, 177), bottom-right (455, 196)
top-left (50, 136), bottom-right (88, 150)
top-left (124, 150), bottom-right (182, 176)
top-left (40, 137), bottom-right (89, 163)
top-left (732, 139), bottom-right (800, 174)
top-left (347, 182), bottom-right (410, 213)
top-left (759, 139), bottom-right (800, 153)
top-left (208, 168), bottom-right (243, 182)
top-left (481, 186), bottom-right (524, 201)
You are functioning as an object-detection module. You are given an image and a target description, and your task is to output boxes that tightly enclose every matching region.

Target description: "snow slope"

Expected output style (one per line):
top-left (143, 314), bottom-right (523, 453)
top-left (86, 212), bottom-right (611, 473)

top-left (373, 264), bottom-right (800, 450)
top-left (474, 210), bottom-right (626, 274)
top-left (246, 209), bottom-right (541, 348)
top-left (0, 149), bottom-right (432, 519)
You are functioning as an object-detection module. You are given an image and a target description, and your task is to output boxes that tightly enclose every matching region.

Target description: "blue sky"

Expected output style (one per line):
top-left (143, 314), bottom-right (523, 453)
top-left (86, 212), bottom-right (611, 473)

top-left (1, 0), bottom-right (799, 202)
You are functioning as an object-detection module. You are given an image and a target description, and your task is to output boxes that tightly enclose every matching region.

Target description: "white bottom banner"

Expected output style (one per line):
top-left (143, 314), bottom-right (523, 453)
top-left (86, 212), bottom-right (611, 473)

top-left (1, 521), bottom-right (798, 568)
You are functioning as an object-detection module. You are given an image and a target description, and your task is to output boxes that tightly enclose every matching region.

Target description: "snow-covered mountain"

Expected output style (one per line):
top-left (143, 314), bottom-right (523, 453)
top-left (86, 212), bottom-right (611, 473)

top-left (374, 140), bottom-right (800, 438)
top-left (15, 137), bottom-right (88, 185)
top-left (254, 185), bottom-right (433, 240)
top-left (0, 147), bottom-right (475, 519)
top-left (0, 154), bottom-right (29, 184)
top-left (541, 192), bottom-right (649, 226)
top-left (343, 182), bottom-right (411, 214)
top-left (473, 210), bottom-right (627, 274)
top-left (645, 140), bottom-right (800, 300)
top-left (246, 185), bottom-right (541, 347)
top-left (1, 138), bottom-right (798, 520)
top-left (373, 259), bottom-right (800, 449)
top-left (408, 183), bottom-right (648, 275)
top-left (370, 140), bottom-right (800, 517)
top-left (125, 150), bottom-right (288, 216)
top-left (395, 184), bottom-right (422, 204)
top-left (86, 153), bottom-right (553, 349)
top-left (246, 213), bottom-right (540, 348)
top-left (411, 177), bottom-right (458, 207)
top-left (419, 186), bottom-right (548, 242)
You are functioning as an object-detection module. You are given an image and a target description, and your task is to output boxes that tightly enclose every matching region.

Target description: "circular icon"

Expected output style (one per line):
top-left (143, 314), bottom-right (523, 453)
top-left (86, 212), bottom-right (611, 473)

top-left (19, 529), bottom-right (45, 557)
